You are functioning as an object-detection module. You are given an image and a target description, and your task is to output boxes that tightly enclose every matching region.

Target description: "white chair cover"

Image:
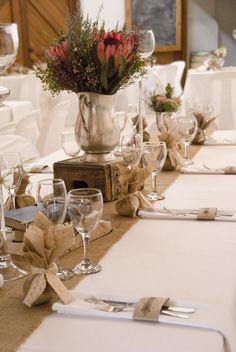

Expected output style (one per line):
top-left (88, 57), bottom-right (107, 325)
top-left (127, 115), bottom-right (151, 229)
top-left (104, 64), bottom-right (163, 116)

top-left (36, 100), bottom-right (70, 156)
top-left (0, 135), bottom-right (40, 162)
top-left (0, 121), bottom-right (16, 134)
top-left (15, 109), bottom-right (40, 145)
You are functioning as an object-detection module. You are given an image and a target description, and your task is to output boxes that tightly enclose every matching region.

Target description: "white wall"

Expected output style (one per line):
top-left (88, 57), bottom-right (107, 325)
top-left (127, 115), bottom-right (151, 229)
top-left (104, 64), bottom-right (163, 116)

top-left (80, 0), bottom-right (125, 29)
top-left (188, 0), bottom-right (218, 53)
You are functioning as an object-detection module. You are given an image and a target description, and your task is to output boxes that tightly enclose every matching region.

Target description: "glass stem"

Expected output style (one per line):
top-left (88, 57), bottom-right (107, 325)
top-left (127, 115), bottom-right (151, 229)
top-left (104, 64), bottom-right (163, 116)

top-left (82, 231), bottom-right (91, 265)
top-left (9, 188), bottom-right (16, 210)
top-left (151, 171), bottom-right (157, 193)
top-left (138, 78), bottom-right (144, 149)
top-left (184, 142), bottom-right (189, 160)
top-left (0, 184), bottom-right (8, 254)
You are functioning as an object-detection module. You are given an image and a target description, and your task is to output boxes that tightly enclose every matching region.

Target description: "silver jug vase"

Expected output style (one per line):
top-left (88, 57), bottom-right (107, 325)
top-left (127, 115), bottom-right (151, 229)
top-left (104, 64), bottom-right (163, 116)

top-left (75, 92), bottom-right (119, 163)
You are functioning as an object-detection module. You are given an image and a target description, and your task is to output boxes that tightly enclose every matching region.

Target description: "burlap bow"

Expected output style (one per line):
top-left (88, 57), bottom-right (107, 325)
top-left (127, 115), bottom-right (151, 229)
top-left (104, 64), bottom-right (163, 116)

top-left (4, 171), bottom-right (35, 211)
top-left (115, 164), bottom-right (152, 217)
top-left (158, 132), bottom-right (183, 170)
top-left (23, 211), bottom-right (75, 307)
top-left (192, 112), bottom-right (217, 145)
top-left (132, 115), bottom-right (150, 142)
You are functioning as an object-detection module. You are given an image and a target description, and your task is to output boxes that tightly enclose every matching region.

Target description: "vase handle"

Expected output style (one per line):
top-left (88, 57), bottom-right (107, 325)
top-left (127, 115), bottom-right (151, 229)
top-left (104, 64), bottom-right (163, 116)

top-left (79, 94), bottom-right (91, 138)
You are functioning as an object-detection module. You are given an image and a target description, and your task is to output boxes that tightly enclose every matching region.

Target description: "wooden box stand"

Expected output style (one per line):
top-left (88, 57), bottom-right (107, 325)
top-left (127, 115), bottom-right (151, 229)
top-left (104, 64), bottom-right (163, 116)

top-left (53, 156), bottom-right (124, 202)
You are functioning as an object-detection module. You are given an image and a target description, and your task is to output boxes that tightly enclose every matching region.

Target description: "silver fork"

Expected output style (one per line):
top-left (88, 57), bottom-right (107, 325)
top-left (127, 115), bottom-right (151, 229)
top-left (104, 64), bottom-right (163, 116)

top-left (85, 296), bottom-right (190, 318)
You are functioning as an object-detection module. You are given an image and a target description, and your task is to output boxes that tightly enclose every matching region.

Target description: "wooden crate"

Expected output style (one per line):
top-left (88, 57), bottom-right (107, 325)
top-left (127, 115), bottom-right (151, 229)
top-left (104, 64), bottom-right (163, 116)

top-left (53, 157), bottom-right (123, 202)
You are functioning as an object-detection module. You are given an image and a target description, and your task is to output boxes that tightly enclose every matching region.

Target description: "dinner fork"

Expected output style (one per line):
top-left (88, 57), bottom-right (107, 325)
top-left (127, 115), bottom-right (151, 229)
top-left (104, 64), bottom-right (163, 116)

top-left (85, 296), bottom-right (190, 318)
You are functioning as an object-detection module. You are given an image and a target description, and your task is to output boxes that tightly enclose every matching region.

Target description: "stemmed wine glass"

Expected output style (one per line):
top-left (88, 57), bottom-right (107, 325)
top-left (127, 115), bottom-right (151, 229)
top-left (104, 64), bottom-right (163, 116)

top-left (113, 111), bottom-right (127, 155)
top-left (121, 132), bottom-right (142, 169)
top-left (61, 130), bottom-right (81, 157)
top-left (0, 152), bottom-right (28, 281)
top-left (67, 188), bottom-right (103, 275)
top-left (143, 142), bottom-right (167, 201)
top-left (0, 23), bottom-right (19, 105)
top-left (37, 178), bottom-right (72, 280)
top-left (138, 30), bottom-right (155, 145)
top-left (1, 152), bottom-right (23, 210)
top-left (177, 114), bottom-right (198, 166)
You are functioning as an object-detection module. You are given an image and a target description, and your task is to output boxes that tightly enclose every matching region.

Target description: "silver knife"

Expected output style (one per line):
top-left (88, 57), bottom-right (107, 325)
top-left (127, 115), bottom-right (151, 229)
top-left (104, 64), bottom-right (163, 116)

top-left (101, 298), bottom-right (195, 314)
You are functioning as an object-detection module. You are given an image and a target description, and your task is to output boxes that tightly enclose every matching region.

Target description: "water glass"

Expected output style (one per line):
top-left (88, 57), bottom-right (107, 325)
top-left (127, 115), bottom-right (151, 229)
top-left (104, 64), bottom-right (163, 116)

top-left (177, 114), bottom-right (198, 165)
top-left (143, 142), bottom-right (167, 201)
top-left (121, 132), bottom-right (142, 169)
top-left (61, 130), bottom-right (81, 157)
top-left (68, 188), bottom-right (103, 275)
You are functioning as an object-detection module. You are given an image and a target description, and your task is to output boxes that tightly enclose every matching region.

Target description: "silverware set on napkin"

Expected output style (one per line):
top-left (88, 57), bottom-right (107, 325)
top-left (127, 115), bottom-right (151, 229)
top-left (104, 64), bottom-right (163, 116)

top-left (154, 207), bottom-right (234, 218)
top-left (84, 296), bottom-right (195, 319)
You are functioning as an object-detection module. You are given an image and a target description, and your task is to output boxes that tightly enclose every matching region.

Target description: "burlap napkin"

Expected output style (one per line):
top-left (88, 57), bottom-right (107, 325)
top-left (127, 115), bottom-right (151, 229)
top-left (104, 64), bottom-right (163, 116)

top-left (192, 112), bottom-right (217, 145)
top-left (115, 164), bottom-right (152, 217)
top-left (23, 211), bottom-right (75, 307)
top-left (158, 132), bottom-right (183, 170)
top-left (4, 172), bottom-right (35, 211)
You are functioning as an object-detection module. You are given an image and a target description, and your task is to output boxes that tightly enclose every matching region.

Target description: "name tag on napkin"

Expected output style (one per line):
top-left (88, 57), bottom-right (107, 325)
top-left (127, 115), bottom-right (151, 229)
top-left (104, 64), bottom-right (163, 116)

top-left (197, 208), bottom-right (217, 220)
top-left (224, 166), bottom-right (236, 174)
top-left (133, 297), bottom-right (169, 322)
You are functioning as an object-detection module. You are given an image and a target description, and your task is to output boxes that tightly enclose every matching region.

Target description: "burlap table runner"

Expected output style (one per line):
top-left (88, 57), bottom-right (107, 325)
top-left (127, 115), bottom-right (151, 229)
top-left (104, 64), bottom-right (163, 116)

top-left (0, 145), bottom-right (201, 352)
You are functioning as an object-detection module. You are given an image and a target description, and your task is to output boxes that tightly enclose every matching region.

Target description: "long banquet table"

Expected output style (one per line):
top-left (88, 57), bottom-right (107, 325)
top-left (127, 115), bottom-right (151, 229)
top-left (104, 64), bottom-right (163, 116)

top-left (3, 130), bottom-right (236, 352)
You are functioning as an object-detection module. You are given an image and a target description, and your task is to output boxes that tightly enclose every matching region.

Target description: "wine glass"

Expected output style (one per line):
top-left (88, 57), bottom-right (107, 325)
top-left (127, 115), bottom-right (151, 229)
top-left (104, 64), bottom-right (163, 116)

top-left (0, 23), bottom-right (19, 105)
top-left (37, 178), bottom-right (71, 280)
top-left (121, 132), bottom-right (142, 169)
top-left (138, 30), bottom-right (155, 145)
top-left (61, 130), bottom-right (81, 157)
top-left (177, 114), bottom-right (198, 166)
top-left (143, 142), bottom-right (167, 201)
top-left (113, 111), bottom-right (127, 155)
top-left (1, 152), bottom-right (23, 210)
top-left (127, 104), bottom-right (139, 132)
top-left (0, 153), bottom-right (28, 281)
top-left (67, 188), bottom-right (103, 275)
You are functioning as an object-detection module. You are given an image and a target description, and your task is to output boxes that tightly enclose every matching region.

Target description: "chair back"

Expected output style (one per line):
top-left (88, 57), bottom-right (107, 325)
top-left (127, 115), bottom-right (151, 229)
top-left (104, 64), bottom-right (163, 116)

top-left (15, 109), bottom-right (40, 145)
top-left (37, 100), bottom-right (70, 156)
top-left (0, 121), bottom-right (16, 135)
top-left (170, 60), bottom-right (186, 95)
top-left (0, 135), bottom-right (40, 162)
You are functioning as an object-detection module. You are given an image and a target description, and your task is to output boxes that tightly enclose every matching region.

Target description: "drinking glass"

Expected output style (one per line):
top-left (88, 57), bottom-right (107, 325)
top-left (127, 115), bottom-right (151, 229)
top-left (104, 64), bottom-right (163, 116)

top-left (177, 114), bottom-right (198, 166)
top-left (143, 142), bottom-right (167, 201)
top-left (113, 111), bottom-right (127, 154)
top-left (61, 130), bottom-right (81, 157)
top-left (67, 188), bottom-right (103, 275)
top-left (121, 132), bottom-right (142, 169)
top-left (0, 153), bottom-right (28, 281)
top-left (0, 23), bottom-right (19, 105)
top-left (156, 112), bottom-right (178, 134)
top-left (1, 152), bottom-right (23, 210)
top-left (37, 178), bottom-right (71, 280)
top-left (138, 30), bottom-right (155, 145)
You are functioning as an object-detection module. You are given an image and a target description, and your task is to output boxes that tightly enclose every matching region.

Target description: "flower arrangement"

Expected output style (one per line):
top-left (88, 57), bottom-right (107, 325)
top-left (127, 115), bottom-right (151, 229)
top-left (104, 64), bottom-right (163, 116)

top-left (148, 83), bottom-right (181, 113)
top-left (213, 46), bottom-right (227, 58)
top-left (37, 10), bottom-right (145, 95)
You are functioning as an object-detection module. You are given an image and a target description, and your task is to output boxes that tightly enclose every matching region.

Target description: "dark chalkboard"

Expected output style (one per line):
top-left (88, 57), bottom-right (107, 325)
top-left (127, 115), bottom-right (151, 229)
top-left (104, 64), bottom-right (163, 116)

top-left (125, 0), bottom-right (181, 52)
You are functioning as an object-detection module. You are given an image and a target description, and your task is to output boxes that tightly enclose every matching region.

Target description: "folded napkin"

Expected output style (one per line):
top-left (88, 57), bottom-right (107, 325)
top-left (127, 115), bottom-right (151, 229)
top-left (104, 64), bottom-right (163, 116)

top-left (139, 207), bottom-right (236, 222)
top-left (204, 137), bottom-right (236, 146)
top-left (181, 165), bottom-right (236, 175)
top-left (24, 163), bottom-right (53, 173)
top-left (52, 292), bottom-right (235, 352)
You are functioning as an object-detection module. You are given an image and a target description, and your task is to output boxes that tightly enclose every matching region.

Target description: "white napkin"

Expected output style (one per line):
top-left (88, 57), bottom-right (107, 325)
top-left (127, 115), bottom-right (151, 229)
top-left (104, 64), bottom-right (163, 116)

top-left (138, 208), bottom-right (236, 222)
top-left (204, 137), bottom-right (236, 146)
top-left (181, 166), bottom-right (225, 174)
top-left (52, 292), bottom-right (235, 352)
top-left (24, 163), bottom-right (53, 173)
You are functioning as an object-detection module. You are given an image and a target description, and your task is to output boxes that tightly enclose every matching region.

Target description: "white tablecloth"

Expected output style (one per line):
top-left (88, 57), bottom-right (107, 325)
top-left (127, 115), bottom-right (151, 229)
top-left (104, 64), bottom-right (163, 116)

top-left (18, 131), bottom-right (236, 352)
top-left (184, 67), bottom-right (236, 129)
top-left (0, 100), bottom-right (34, 127)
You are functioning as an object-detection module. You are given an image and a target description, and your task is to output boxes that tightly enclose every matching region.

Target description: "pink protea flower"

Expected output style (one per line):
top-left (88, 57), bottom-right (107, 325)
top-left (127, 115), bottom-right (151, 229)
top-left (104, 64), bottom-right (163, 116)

top-left (96, 31), bottom-right (134, 68)
top-left (46, 41), bottom-right (68, 60)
